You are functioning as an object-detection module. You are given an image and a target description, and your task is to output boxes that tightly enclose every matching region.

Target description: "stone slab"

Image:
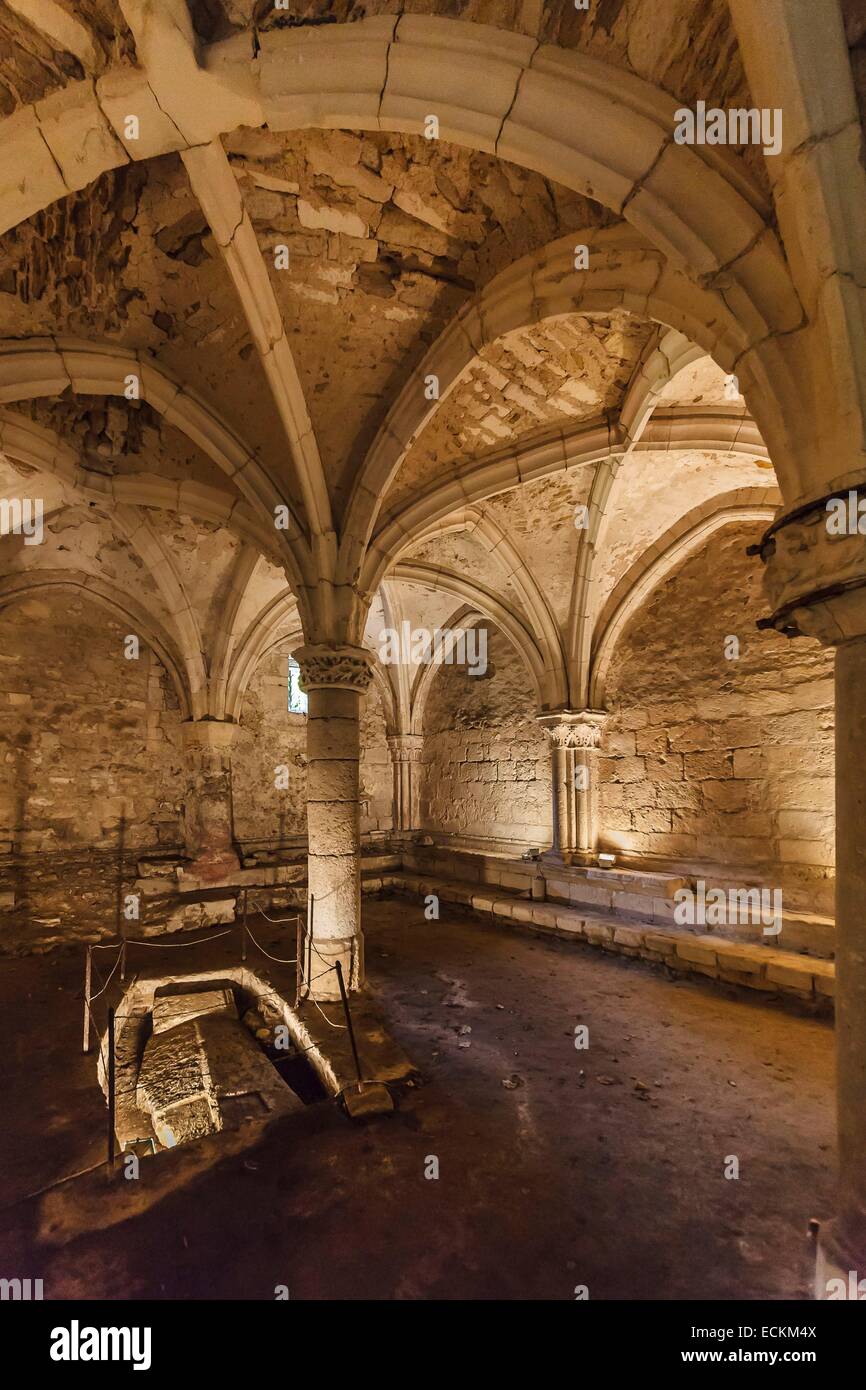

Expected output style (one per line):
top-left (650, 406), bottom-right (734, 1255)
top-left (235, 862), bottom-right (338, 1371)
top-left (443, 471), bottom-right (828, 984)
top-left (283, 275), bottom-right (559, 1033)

top-left (151, 986), bottom-right (237, 1035)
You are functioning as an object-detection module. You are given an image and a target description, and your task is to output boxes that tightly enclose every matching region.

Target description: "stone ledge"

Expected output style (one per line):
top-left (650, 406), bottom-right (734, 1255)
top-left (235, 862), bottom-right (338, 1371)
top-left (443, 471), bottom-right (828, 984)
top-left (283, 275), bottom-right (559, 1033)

top-left (379, 872), bottom-right (834, 1008)
top-left (399, 844), bottom-right (834, 951)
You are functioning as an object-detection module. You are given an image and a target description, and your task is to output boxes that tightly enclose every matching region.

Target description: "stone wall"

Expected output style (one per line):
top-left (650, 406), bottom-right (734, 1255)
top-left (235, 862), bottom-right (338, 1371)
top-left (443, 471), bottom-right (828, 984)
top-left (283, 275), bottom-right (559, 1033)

top-left (233, 643), bottom-right (393, 847)
top-left (0, 592), bottom-right (185, 950)
top-left (0, 615), bottom-right (397, 949)
top-left (598, 522), bottom-right (835, 913)
top-left (0, 592), bottom-right (184, 856)
top-left (419, 624), bottom-right (551, 848)
top-left (233, 645), bottom-right (307, 847)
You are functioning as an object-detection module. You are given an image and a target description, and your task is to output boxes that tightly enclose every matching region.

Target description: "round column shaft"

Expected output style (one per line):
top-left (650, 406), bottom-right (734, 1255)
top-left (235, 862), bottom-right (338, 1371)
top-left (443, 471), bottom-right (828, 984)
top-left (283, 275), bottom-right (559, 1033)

top-left (294, 644), bottom-right (373, 1000)
top-left (757, 497), bottom-right (866, 1293)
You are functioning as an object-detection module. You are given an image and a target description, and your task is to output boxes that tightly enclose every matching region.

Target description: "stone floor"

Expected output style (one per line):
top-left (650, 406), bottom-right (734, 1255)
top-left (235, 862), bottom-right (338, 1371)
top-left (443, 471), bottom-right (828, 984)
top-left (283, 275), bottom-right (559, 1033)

top-left (0, 898), bottom-right (835, 1299)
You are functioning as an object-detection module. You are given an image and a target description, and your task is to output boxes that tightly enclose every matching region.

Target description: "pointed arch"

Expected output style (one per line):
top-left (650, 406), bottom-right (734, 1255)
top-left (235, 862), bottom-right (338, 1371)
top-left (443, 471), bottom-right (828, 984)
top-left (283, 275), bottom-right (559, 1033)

top-left (0, 568), bottom-right (193, 718)
top-left (589, 491), bottom-right (779, 708)
top-left (390, 560), bottom-right (551, 711)
top-left (0, 340), bottom-right (313, 602)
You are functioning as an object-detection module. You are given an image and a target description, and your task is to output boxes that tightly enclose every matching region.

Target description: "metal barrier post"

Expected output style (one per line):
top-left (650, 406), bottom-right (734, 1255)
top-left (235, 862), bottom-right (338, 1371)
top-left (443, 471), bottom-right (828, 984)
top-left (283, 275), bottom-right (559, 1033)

top-left (107, 1005), bottom-right (116, 1169)
top-left (334, 960), bottom-right (364, 1090)
top-left (241, 887), bottom-right (248, 962)
top-left (82, 945), bottom-right (92, 1054)
top-left (306, 894), bottom-right (315, 997)
top-left (117, 812), bottom-right (127, 982)
top-left (295, 911), bottom-right (303, 1008)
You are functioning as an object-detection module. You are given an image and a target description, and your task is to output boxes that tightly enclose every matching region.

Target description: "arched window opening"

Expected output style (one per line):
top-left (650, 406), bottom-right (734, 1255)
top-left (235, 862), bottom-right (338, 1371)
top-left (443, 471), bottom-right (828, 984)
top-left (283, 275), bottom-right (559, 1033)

top-left (287, 657), bottom-right (307, 714)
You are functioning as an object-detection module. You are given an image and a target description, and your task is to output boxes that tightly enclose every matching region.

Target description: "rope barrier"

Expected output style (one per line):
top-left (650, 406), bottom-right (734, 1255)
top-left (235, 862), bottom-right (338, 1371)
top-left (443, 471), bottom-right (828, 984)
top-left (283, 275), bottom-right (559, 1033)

top-left (83, 994), bottom-right (110, 1079)
top-left (254, 906), bottom-right (302, 926)
top-left (309, 993), bottom-right (347, 1030)
top-left (89, 945), bottom-right (123, 1001)
top-left (82, 897), bottom-right (361, 1111)
top-left (126, 929), bottom-right (235, 948)
top-left (242, 920), bottom-right (298, 966)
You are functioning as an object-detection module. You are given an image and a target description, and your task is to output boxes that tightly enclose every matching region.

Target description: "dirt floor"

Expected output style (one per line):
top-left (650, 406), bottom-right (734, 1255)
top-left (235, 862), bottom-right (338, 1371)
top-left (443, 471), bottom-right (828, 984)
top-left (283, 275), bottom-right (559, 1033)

top-left (0, 897), bottom-right (835, 1300)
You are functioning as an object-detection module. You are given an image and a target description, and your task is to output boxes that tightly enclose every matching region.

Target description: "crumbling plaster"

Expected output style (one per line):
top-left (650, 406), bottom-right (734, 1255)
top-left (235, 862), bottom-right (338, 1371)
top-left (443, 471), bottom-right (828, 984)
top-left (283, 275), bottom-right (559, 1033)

top-left (594, 446), bottom-right (775, 618)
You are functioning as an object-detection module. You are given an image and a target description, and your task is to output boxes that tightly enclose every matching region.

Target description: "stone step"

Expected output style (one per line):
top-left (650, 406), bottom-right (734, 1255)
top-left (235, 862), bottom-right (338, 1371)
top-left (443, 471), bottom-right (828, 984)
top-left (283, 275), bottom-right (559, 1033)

top-left (580, 865), bottom-right (688, 895)
top-left (545, 871), bottom-right (684, 922)
top-left (699, 909), bottom-right (834, 959)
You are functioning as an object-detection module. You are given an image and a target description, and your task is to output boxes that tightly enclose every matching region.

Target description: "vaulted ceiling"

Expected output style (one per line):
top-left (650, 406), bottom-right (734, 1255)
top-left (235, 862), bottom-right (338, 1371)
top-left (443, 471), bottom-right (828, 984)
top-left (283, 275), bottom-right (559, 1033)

top-left (0, 0), bottom-right (799, 726)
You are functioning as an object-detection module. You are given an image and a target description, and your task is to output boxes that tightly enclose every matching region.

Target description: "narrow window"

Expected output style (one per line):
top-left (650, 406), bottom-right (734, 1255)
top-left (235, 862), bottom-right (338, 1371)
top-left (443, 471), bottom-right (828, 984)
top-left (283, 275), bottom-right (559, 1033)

top-left (287, 657), bottom-right (307, 714)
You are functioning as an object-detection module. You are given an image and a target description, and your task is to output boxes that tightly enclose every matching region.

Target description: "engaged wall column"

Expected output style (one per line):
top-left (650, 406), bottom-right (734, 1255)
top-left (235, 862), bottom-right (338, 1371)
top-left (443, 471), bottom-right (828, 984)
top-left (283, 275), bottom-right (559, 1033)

top-left (537, 711), bottom-right (607, 864)
top-left (387, 733), bottom-right (423, 833)
top-left (180, 719), bottom-right (240, 881)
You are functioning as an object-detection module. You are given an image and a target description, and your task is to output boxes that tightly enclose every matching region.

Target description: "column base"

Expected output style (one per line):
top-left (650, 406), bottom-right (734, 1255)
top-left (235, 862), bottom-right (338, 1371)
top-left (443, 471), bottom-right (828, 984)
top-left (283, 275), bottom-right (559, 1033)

top-left (540, 848), bottom-right (597, 869)
top-left (540, 848), bottom-right (572, 867)
top-left (814, 1218), bottom-right (866, 1299)
top-left (303, 933), bottom-right (364, 1000)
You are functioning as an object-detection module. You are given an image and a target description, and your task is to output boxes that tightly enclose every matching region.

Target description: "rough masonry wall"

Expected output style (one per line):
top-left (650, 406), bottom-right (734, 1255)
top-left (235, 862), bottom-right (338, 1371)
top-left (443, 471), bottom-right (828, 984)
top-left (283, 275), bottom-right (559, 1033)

top-left (233, 644), bottom-right (393, 847)
top-left (0, 592), bottom-right (185, 950)
top-left (0, 593), bottom-right (184, 854)
top-left (419, 625), bottom-right (551, 848)
top-left (360, 689), bottom-right (393, 837)
top-left (233, 646), bottom-right (307, 848)
top-left (598, 523), bottom-right (835, 913)
top-left (0, 618), bottom-right (393, 950)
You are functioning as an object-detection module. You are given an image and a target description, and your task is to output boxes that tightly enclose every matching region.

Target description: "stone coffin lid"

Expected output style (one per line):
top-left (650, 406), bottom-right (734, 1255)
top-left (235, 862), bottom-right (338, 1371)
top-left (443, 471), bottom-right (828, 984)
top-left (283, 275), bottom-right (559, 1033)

top-left (151, 986), bottom-right (237, 1035)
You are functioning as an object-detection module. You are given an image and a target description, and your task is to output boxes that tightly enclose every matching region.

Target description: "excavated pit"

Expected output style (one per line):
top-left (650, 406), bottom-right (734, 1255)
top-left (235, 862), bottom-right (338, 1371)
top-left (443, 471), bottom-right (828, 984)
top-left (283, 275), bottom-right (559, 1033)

top-left (102, 977), bottom-right (328, 1156)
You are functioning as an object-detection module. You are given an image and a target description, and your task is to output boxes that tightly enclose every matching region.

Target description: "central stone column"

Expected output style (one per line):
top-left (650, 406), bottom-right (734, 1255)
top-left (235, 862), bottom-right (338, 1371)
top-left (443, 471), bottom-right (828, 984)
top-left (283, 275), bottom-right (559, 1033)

top-left (756, 496), bottom-right (866, 1295)
top-left (180, 720), bottom-right (240, 882)
top-left (387, 733), bottom-right (423, 833)
top-left (536, 711), bottom-right (607, 864)
top-left (293, 643), bottom-right (373, 1000)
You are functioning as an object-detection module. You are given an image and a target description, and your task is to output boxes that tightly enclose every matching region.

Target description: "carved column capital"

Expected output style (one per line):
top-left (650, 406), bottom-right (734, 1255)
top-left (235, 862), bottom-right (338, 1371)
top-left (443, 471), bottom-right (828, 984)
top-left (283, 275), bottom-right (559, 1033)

top-left (292, 643), bottom-right (375, 694)
top-left (387, 734), bottom-right (424, 762)
top-left (536, 710), bottom-right (607, 749)
top-left (537, 711), bottom-right (607, 860)
top-left (754, 495), bottom-right (866, 645)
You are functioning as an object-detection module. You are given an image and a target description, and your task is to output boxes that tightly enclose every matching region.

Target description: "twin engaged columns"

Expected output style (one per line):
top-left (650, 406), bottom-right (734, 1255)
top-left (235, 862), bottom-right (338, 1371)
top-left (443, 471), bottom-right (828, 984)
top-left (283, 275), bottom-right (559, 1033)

top-left (537, 711), bottom-right (607, 864)
top-left (293, 644), bottom-right (374, 1001)
top-left (388, 733), bottom-right (423, 834)
top-left (757, 503), bottom-right (866, 1294)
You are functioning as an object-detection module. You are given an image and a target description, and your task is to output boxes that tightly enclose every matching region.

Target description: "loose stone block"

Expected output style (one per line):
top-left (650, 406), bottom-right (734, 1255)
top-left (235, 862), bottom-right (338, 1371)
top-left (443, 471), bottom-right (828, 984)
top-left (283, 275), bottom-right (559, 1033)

top-left (613, 925), bottom-right (646, 949)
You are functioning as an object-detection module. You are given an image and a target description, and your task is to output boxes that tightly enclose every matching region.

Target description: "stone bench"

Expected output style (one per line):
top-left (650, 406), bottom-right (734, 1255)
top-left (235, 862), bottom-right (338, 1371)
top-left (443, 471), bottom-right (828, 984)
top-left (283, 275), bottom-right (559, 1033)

top-left (377, 871), bottom-right (834, 1008)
